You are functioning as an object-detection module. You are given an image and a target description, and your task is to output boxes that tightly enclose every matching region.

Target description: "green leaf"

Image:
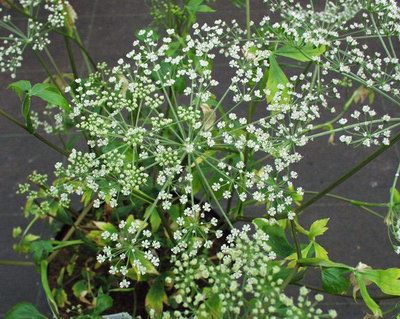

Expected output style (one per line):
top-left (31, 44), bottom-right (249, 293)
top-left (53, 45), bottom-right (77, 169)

top-left (356, 273), bottom-right (383, 317)
top-left (275, 44), bottom-right (326, 62)
top-left (5, 303), bottom-right (47, 319)
top-left (137, 253), bottom-right (159, 276)
top-left (287, 242), bottom-right (313, 268)
top-left (93, 294), bottom-right (113, 315)
top-left (8, 80), bottom-right (31, 98)
top-left (30, 83), bottom-right (70, 112)
top-left (253, 218), bottom-right (295, 257)
top-left (309, 218), bottom-right (329, 239)
top-left (266, 55), bottom-right (290, 103)
top-left (297, 258), bottom-right (353, 270)
top-left (313, 242), bottom-right (329, 260)
top-left (196, 4), bottom-right (215, 12)
top-left (53, 288), bottom-right (69, 308)
top-left (56, 207), bottom-right (73, 225)
top-left (362, 268), bottom-right (400, 296)
top-left (391, 188), bottom-right (400, 203)
top-left (145, 206), bottom-right (161, 233)
top-left (93, 221), bottom-right (117, 234)
top-left (145, 278), bottom-right (167, 315)
top-left (186, 0), bottom-right (214, 12)
top-left (72, 280), bottom-right (88, 298)
top-left (322, 268), bottom-right (350, 294)
top-left (30, 240), bottom-right (53, 265)
top-left (168, 205), bottom-right (180, 222)
top-left (205, 292), bottom-right (222, 319)
top-left (12, 227), bottom-right (22, 238)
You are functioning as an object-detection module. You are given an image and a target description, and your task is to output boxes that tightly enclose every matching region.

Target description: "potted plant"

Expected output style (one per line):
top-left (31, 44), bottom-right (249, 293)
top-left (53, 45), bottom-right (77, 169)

top-left (1, 0), bottom-right (400, 318)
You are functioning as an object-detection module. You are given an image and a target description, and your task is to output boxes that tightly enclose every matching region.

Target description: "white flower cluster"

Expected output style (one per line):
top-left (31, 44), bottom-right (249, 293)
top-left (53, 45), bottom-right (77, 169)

top-left (54, 24), bottom-right (315, 222)
top-left (161, 224), bottom-right (337, 319)
top-left (393, 217), bottom-right (400, 255)
top-left (338, 107), bottom-right (392, 147)
top-left (0, 0), bottom-right (70, 77)
top-left (244, 1), bottom-right (400, 147)
top-left (96, 216), bottom-right (161, 288)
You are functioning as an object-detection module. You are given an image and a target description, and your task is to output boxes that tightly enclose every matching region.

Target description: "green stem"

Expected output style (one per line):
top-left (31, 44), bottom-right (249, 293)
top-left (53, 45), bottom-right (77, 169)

top-left (44, 47), bottom-right (64, 80)
top-left (304, 191), bottom-right (386, 219)
top-left (0, 107), bottom-right (69, 156)
top-left (32, 51), bottom-right (63, 93)
top-left (290, 220), bottom-right (302, 259)
top-left (297, 130), bottom-right (400, 215)
top-left (280, 220), bottom-right (302, 290)
top-left (304, 191), bottom-right (387, 208)
top-left (72, 28), bottom-right (96, 72)
top-left (245, 0), bottom-right (251, 40)
top-left (64, 35), bottom-right (78, 78)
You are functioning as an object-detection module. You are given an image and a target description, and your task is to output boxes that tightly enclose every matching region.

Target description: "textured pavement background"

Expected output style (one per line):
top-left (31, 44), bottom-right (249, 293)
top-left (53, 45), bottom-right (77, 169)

top-left (0, 0), bottom-right (399, 317)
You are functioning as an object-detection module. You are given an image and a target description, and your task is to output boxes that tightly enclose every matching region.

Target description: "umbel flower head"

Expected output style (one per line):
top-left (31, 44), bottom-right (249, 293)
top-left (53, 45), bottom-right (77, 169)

top-left (0, 0), bottom-right (73, 77)
top-left (53, 24), bottom-right (314, 230)
top-left (95, 215), bottom-right (160, 288)
top-left (160, 224), bottom-right (338, 319)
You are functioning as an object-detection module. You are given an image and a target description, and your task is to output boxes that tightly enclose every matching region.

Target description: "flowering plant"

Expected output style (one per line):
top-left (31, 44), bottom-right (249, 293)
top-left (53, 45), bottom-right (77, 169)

top-left (2, 0), bottom-right (400, 318)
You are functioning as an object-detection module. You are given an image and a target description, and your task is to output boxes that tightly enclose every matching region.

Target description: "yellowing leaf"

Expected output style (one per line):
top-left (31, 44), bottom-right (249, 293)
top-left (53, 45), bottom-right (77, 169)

top-left (200, 103), bottom-right (216, 131)
top-left (145, 278), bottom-right (167, 315)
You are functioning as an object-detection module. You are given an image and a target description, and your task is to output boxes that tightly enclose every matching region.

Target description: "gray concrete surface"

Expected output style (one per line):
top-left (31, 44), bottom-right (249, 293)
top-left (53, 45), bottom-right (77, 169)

top-left (0, 0), bottom-right (399, 317)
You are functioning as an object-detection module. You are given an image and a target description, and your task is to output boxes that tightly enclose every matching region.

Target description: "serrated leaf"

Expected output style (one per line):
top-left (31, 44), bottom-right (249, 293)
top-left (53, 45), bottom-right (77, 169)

top-left (322, 268), bottom-right (350, 294)
top-left (309, 218), bottom-right (329, 239)
top-left (362, 268), bottom-right (400, 296)
top-left (275, 44), bottom-right (326, 62)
